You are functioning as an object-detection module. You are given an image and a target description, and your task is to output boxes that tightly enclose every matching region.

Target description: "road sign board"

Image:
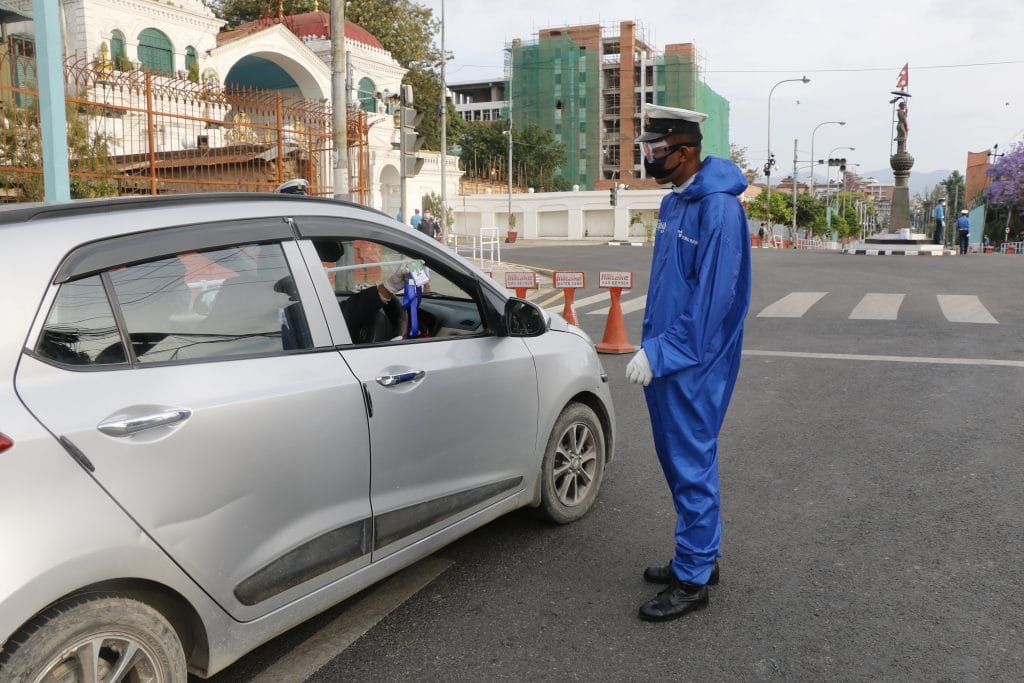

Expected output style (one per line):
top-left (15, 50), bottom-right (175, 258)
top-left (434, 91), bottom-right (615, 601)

top-left (599, 271), bottom-right (633, 289)
top-left (553, 271), bottom-right (585, 289)
top-left (504, 271), bottom-right (537, 289)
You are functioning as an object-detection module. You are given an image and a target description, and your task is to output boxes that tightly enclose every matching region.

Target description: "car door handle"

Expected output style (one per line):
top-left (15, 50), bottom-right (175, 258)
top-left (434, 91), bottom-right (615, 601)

top-left (98, 408), bottom-right (192, 437)
top-left (375, 370), bottom-right (425, 387)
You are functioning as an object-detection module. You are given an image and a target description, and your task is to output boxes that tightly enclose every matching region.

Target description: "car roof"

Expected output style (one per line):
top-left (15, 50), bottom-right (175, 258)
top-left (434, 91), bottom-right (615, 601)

top-left (0, 193), bottom-right (389, 226)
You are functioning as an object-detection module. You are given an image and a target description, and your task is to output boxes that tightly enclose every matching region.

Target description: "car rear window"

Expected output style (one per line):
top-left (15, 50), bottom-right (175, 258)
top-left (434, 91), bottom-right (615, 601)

top-left (35, 275), bottom-right (127, 366)
top-left (109, 243), bottom-right (312, 363)
top-left (34, 242), bottom-right (314, 368)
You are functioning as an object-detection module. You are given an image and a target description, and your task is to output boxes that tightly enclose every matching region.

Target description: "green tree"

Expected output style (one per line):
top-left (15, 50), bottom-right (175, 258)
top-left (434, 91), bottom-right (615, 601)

top-left (729, 143), bottom-right (759, 181)
top-left (457, 122), bottom-right (567, 192)
top-left (421, 191), bottom-right (453, 232)
top-left (941, 170), bottom-right (967, 213)
top-left (458, 121), bottom-right (506, 180)
top-left (827, 191), bottom-right (871, 239)
top-left (209, 0), bottom-right (320, 29)
top-left (0, 102), bottom-right (117, 202)
top-left (747, 188), bottom-right (792, 227)
top-left (514, 124), bottom-right (568, 192)
top-left (346, 0), bottom-right (455, 151)
top-left (795, 192), bottom-right (826, 235)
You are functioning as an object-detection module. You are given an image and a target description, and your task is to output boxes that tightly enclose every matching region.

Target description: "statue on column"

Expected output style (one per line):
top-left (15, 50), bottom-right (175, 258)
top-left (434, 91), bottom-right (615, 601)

top-left (895, 100), bottom-right (908, 152)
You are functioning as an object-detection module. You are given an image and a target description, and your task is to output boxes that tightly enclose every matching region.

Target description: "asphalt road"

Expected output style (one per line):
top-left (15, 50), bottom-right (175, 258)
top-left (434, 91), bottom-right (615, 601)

top-left (207, 247), bottom-right (1024, 681)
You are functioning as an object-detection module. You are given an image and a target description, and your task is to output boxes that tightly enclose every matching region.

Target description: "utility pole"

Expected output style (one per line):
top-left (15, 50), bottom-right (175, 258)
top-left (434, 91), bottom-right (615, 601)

top-left (439, 0), bottom-right (447, 237)
top-left (331, 0), bottom-right (349, 200)
top-left (506, 44), bottom-right (514, 233)
top-left (791, 138), bottom-right (798, 244)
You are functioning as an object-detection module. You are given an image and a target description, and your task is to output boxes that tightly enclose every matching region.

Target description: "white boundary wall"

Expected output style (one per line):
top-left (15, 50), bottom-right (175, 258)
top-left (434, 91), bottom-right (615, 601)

top-left (449, 189), bottom-right (667, 242)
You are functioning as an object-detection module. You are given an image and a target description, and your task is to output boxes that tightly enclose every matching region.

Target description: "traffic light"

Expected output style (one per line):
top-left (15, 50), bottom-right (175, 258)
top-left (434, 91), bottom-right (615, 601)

top-left (609, 185), bottom-right (618, 206)
top-left (399, 84), bottom-right (425, 178)
top-left (828, 157), bottom-right (847, 171)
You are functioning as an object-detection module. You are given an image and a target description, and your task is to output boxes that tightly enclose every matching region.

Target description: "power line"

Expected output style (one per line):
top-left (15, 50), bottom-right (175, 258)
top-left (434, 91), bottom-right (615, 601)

top-left (448, 58), bottom-right (1024, 75)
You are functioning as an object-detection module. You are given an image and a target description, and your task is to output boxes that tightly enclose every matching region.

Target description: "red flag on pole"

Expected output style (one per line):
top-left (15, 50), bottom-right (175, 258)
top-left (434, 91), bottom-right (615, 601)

top-left (896, 63), bottom-right (909, 90)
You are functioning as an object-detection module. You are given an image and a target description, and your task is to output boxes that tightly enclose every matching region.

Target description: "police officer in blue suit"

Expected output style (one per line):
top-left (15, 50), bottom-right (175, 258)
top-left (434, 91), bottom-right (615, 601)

top-left (626, 104), bottom-right (752, 621)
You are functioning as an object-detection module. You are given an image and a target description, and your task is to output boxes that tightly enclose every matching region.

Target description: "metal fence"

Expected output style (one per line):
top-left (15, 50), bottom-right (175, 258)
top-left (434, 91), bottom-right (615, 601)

top-left (0, 38), bottom-right (371, 203)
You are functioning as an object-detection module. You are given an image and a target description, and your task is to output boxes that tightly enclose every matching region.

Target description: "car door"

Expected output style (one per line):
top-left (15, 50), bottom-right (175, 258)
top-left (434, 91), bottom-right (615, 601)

top-left (15, 221), bottom-right (373, 620)
top-left (293, 218), bottom-right (540, 559)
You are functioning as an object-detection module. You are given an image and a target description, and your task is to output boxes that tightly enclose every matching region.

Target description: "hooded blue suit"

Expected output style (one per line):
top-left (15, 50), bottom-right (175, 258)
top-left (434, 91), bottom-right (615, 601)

top-left (641, 155), bottom-right (751, 584)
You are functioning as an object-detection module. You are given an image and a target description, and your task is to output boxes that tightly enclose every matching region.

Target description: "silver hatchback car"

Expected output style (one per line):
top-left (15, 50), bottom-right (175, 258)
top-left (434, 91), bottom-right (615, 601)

top-left (0, 194), bottom-right (614, 680)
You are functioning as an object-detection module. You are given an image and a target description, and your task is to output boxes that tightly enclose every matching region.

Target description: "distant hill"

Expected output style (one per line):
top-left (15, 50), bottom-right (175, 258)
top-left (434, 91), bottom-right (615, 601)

top-left (860, 168), bottom-right (952, 197)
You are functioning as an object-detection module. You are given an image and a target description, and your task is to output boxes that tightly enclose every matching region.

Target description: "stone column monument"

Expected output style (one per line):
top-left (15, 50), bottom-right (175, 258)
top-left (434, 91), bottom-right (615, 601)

top-left (889, 93), bottom-right (914, 231)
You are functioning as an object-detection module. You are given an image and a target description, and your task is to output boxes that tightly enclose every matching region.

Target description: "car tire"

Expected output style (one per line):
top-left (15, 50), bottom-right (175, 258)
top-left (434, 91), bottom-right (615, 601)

top-left (0, 592), bottom-right (187, 683)
top-left (535, 402), bottom-right (606, 524)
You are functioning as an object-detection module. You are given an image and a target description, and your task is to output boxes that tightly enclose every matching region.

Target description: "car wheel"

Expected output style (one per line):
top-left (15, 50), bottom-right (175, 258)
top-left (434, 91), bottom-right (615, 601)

top-left (0, 593), bottom-right (187, 683)
top-left (536, 402), bottom-right (606, 524)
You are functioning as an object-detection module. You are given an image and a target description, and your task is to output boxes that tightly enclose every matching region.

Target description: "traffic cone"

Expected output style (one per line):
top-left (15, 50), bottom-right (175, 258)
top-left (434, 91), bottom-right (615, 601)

top-left (595, 287), bottom-right (637, 354)
top-left (561, 287), bottom-right (579, 326)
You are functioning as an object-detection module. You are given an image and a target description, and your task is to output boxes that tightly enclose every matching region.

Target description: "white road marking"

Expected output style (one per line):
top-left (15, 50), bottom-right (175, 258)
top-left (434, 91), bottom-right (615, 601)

top-left (743, 350), bottom-right (1024, 367)
top-left (756, 292), bottom-right (828, 318)
top-left (547, 291), bottom-right (609, 312)
top-left (936, 295), bottom-right (998, 324)
top-left (247, 558), bottom-right (453, 683)
top-left (588, 295), bottom-right (648, 316)
top-left (849, 293), bottom-right (905, 320)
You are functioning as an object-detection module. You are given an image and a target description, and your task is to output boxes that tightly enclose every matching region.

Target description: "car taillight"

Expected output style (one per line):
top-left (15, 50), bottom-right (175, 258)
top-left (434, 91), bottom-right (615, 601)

top-left (0, 433), bottom-right (12, 453)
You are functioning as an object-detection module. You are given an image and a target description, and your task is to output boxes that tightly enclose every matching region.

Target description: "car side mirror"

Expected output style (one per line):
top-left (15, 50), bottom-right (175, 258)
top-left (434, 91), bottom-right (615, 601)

top-left (504, 298), bottom-right (547, 337)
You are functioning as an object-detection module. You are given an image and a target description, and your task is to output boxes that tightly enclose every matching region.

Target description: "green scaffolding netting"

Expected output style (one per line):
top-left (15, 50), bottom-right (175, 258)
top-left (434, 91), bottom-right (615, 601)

top-left (509, 38), bottom-right (729, 189)
top-left (509, 36), bottom-right (599, 189)
top-left (653, 53), bottom-right (729, 161)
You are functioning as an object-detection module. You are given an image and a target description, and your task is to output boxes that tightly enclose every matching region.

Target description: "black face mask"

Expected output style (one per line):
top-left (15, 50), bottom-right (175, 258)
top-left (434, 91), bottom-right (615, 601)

top-left (643, 146), bottom-right (683, 182)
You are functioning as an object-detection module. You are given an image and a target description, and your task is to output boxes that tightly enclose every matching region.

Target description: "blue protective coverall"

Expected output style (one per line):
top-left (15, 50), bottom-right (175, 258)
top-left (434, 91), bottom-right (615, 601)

top-left (640, 155), bottom-right (752, 584)
top-left (956, 214), bottom-right (970, 254)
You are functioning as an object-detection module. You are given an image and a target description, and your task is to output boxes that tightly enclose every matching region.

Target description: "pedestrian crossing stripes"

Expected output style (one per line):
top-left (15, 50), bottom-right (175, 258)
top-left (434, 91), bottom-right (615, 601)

top-left (587, 295), bottom-right (648, 316)
top-left (754, 291), bottom-right (999, 324)
top-left (936, 295), bottom-right (998, 324)
top-left (525, 287), bottom-right (1004, 325)
top-left (756, 292), bottom-right (828, 318)
top-left (849, 293), bottom-right (905, 320)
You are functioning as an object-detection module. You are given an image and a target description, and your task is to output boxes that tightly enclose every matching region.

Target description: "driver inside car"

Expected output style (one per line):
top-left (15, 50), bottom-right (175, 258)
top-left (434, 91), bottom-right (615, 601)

top-left (314, 240), bottom-right (411, 344)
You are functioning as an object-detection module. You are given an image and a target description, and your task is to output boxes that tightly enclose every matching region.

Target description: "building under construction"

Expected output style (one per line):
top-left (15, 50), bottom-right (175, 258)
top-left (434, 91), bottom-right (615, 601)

top-left (506, 20), bottom-right (729, 190)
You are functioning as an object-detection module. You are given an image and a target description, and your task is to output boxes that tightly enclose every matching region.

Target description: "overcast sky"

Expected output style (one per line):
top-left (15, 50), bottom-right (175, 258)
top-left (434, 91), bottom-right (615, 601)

top-left (417, 0), bottom-right (1023, 180)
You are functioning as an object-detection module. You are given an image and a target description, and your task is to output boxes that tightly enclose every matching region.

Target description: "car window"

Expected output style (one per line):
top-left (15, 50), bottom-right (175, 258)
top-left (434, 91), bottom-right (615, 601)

top-left (108, 242), bottom-right (313, 363)
top-left (35, 275), bottom-right (128, 366)
top-left (311, 238), bottom-right (487, 345)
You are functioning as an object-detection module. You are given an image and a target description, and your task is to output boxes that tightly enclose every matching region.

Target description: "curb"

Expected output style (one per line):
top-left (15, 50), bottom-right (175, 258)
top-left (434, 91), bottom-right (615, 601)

top-left (843, 249), bottom-right (958, 256)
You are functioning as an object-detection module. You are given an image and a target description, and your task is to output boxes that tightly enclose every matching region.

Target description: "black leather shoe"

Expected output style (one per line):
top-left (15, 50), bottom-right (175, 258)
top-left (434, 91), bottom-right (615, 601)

top-left (638, 578), bottom-right (709, 621)
top-left (643, 560), bottom-right (719, 585)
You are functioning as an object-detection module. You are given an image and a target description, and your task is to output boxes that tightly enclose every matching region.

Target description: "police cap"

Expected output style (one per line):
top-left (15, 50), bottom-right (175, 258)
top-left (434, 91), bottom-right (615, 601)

top-left (635, 104), bottom-right (707, 143)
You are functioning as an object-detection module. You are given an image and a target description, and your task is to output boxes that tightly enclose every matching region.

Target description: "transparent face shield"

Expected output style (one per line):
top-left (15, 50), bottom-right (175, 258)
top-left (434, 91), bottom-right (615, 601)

top-left (641, 140), bottom-right (684, 163)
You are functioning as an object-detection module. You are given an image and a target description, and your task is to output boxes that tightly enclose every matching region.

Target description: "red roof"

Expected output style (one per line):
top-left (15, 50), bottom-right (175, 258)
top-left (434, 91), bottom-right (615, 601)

top-left (218, 11), bottom-right (383, 49)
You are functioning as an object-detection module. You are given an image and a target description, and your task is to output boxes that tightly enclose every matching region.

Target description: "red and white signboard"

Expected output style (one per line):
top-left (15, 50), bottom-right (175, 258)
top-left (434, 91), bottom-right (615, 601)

top-left (599, 271), bottom-right (633, 289)
top-left (553, 271), bottom-right (586, 289)
top-left (504, 271), bottom-right (538, 290)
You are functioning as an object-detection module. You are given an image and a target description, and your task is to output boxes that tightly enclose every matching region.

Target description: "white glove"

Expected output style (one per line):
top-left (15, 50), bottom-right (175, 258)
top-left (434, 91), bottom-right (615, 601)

top-left (625, 348), bottom-right (653, 386)
top-left (384, 261), bottom-right (411, 295)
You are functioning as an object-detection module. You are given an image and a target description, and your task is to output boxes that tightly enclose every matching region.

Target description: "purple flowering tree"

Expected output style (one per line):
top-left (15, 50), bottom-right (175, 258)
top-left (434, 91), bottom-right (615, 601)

top-left (985, 143), bottom-right (1024, 213)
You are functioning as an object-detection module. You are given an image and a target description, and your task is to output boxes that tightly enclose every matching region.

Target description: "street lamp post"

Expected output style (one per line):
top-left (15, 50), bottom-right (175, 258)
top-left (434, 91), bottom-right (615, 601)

top-left (766, 76), bottom-right (809, 239)
top-left (810, 120), bottom-right (845, 196)
top-left (824, 145), bottom-right (854, 234)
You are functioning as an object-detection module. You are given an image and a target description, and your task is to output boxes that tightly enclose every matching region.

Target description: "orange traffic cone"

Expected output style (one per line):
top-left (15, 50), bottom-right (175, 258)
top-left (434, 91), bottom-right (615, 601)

top-left (561, 287), bottom-right (579, 326)
top-left (595, 287), bottom-right (637, 354)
